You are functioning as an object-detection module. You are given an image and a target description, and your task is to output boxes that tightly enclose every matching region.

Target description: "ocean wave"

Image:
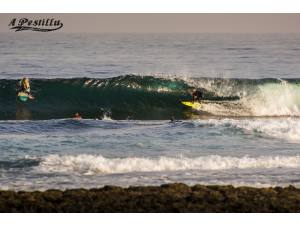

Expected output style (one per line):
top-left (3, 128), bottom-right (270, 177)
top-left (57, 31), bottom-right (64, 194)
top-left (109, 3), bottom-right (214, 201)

top-left (37, 154), bottom-right (300, 175)
top-left (0, 158), bottom-right (39, 169)
top-left (192, 118), bottom-right (300, 141)
top-left (2, 75), bottom-right (300, 120)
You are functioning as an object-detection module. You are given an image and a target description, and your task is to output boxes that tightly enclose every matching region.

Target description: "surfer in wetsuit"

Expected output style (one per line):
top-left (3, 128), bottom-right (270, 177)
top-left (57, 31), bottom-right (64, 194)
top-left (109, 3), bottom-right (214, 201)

top-left (191, 89), bottom-right (204, 102)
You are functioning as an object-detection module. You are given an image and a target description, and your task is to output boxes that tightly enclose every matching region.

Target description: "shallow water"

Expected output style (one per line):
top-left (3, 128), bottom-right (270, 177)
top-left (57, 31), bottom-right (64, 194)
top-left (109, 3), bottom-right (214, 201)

top-left (1, 118), bottom-right (300, 190)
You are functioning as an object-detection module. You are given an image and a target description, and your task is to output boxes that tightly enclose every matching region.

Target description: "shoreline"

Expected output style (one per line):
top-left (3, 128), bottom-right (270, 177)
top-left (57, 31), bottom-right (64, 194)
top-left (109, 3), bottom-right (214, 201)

top-left (0, 183), bottom-right (300, 212)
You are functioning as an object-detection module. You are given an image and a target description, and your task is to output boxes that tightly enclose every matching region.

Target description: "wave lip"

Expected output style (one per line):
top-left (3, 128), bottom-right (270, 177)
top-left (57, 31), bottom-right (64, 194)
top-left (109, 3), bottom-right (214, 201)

top-left (0, 75), bottom-right (191, 120)
top-left (37, 154), bottom-right (300, 175)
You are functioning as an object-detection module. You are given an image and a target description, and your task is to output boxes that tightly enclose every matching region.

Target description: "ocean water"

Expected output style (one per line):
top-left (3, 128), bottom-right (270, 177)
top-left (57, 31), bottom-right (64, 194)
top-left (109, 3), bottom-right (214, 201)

top-left (1, 33), bottom-right (300, 190)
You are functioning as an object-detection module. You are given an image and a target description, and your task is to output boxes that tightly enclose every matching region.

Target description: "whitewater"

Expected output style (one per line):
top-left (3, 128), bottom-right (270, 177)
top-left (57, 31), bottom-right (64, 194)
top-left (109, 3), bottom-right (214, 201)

top-left (1, 33), bottom-right (300, 190)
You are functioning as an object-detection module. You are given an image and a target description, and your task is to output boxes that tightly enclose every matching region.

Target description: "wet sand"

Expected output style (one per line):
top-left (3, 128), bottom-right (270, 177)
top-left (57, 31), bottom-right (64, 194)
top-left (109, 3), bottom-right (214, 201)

top-left (0, 183), bottom-right (300, 212)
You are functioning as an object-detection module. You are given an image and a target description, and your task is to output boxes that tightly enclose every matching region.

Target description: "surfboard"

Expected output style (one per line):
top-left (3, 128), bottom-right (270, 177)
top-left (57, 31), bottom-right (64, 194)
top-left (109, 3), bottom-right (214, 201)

top-left (17, 92), bottom-right (29, 102)
top-left (181, 101), bottom-right (202, 110)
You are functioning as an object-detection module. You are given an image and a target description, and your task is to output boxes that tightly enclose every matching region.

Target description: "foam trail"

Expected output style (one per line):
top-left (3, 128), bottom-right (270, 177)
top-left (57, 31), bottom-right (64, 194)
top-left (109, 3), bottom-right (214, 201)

top-left (38, 154), bottom-right (300, 175)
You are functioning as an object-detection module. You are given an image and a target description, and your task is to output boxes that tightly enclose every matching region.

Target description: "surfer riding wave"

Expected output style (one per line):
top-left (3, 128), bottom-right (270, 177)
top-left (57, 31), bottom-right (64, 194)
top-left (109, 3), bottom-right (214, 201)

top-left (0, 75), bottom-right (297, 120)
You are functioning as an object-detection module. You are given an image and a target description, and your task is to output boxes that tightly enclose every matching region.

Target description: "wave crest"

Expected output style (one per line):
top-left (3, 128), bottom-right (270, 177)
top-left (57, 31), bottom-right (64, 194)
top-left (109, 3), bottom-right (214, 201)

top-left (37, 154), bottom-right (300, 175)
top-left (2, 75), bottom-right (300, 120)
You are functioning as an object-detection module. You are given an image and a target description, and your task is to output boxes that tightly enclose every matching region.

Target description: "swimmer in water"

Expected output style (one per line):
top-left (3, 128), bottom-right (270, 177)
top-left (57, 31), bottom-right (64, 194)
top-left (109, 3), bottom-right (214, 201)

top-left (73, 112), bottom-right (82, 119)
top-left (18, 77), bottom-right (34, 99)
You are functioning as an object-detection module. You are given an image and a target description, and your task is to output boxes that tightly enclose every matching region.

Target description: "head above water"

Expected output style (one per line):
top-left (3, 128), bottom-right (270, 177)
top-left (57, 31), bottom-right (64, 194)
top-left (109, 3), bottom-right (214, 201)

top-left (21, 77), bottom-right (29, 83)
top-left (74, 112), bottom-right (82, 119)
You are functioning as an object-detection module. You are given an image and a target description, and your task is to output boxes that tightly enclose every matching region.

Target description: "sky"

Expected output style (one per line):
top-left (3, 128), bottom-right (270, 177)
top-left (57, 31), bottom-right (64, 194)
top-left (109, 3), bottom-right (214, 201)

top-left (0, 13), bottom-right (300, 33)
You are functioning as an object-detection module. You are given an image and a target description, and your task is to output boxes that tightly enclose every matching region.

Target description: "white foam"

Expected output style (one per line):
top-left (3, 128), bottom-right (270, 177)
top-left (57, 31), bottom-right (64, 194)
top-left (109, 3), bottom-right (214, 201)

top-left (200, 101), bottom-right (250, 116)
top-left (38, 154), bottom-right (300, 175)
top-left (194, 118), bottom-right (300, 141)
top-left (102, 114), bottom-right (113, 121)
top-left (197, 81), bottom-right (300, 117)
top-left (246, 82), bottom-right (300, 116)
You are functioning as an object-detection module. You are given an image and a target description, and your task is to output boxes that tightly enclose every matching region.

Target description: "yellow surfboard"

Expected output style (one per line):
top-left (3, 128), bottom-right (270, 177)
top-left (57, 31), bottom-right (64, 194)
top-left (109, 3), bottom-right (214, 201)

top-left (181, 101), bottom-right (202, 110)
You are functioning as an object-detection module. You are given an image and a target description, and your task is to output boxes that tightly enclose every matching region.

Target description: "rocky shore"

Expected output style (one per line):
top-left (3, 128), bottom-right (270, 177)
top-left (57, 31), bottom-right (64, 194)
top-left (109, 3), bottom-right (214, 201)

top-left (1, 183), bottom-right (300, 212)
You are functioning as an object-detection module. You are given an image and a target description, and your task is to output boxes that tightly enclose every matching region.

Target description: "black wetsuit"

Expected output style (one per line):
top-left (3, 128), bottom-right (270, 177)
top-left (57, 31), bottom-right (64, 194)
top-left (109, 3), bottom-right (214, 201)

top-left (192, 90), bottom-right (204, 101)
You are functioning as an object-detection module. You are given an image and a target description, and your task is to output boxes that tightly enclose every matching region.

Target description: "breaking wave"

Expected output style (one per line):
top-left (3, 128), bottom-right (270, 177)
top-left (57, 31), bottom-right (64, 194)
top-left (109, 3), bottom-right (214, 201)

top-left (37, 154), bottom-right (300, 175)
top-left (192, 117), bottom-right (300, 141)
top-left (1, 75), bottom-right (300, 120)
